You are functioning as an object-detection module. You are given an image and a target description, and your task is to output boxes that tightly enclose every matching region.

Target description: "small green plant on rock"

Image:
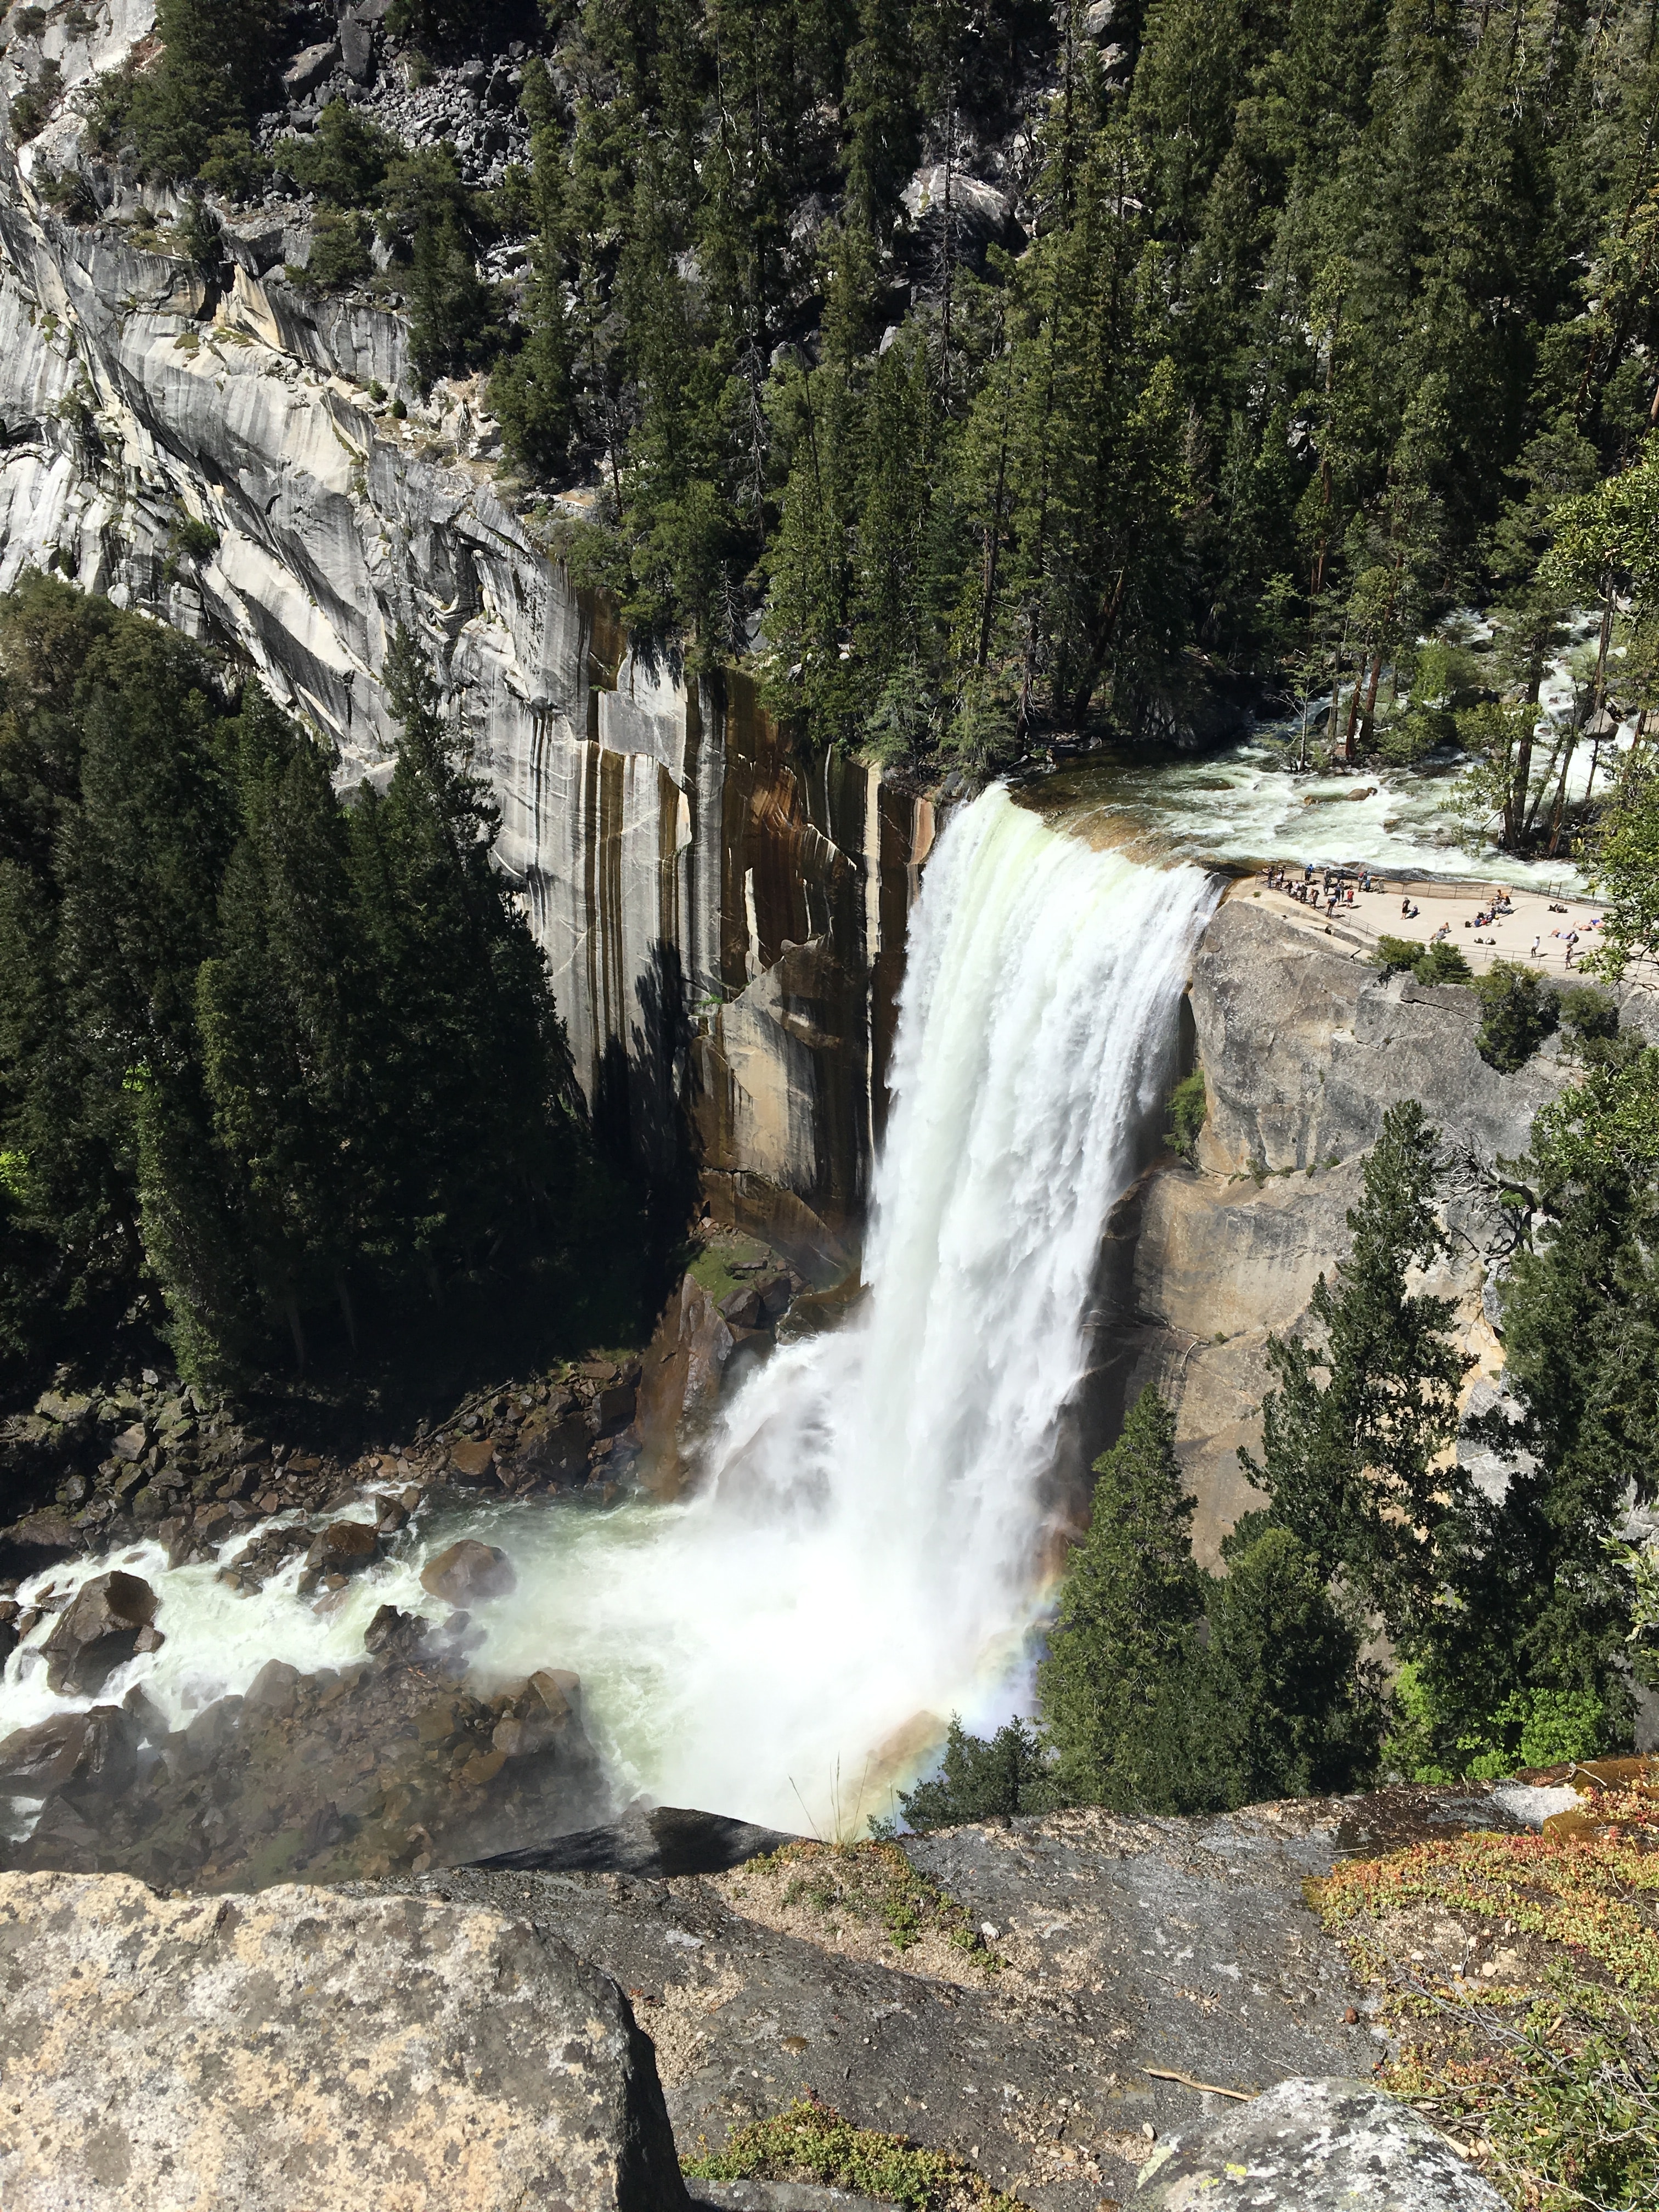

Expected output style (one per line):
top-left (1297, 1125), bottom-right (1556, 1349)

top-left (682, 2094), bottom-right (1027, 2212)
top-left (746, 1838), bottom-right (1001, 1969)
top-left (1166, 1068), bottom-right (1207, 1161)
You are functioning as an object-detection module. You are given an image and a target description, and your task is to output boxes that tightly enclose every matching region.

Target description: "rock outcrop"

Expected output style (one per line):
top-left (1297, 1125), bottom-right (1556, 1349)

top-left (1135, 2076), bottom-right (1506, 2208)
top-left (0, 1647), bottom-right (614, 1891)
top-left (0, 1869), bottom-right (689, 2212)
top-left (1121, 890), bottom-right (1586, 1558)
top-left (0, 3), bottom-right (932, 1244)
top-left (374, 1780), bottom-right (1543, 2212)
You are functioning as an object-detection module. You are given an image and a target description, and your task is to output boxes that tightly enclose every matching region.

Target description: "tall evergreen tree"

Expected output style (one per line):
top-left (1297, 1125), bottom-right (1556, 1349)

top-left (1242, 1101), bottom-right (1470, 1638)
top-left (1037, 1385), bottom-right (1216, 1812)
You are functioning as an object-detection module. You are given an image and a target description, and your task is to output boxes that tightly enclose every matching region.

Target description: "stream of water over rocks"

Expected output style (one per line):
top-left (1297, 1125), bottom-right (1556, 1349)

top-left (0, 788), bottom-right (1216, 1877)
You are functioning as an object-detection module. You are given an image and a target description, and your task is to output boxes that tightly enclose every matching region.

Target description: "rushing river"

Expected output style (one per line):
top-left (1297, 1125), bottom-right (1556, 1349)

top-left (2, 787), bottom-right (1216, 1837)
top-left (1018, 732), bottom-right (1587, 891)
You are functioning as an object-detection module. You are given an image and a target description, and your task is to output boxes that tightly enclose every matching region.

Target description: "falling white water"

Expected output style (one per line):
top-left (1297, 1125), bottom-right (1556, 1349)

top-left (1, 787), bottom-right (1216, 1836)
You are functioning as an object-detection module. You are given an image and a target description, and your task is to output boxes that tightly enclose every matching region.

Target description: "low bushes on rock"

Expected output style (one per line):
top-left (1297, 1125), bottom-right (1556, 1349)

top-left (1472, 960), bottom-right (1558, 1071)
top-left (1166, 1069), bottom-right (1208, 1161)
top-left (1373, 934), bottom-right (1473, 986)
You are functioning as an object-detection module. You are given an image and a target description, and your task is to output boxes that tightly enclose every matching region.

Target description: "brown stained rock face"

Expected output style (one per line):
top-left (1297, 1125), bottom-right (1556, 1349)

top-left (0, 1871), bottom-right (690, 2212)
top-left (631, 1273), bottom-right (736, 1498)
top-left (421, 1539), bottom-right (517, 1606)
top-left (41, 1571), bottom-right (156, 1695)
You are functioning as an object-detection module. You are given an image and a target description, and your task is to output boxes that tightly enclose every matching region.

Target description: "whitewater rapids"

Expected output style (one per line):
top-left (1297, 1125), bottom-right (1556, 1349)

top-left (1, 787), bottom-right (1217, 1836)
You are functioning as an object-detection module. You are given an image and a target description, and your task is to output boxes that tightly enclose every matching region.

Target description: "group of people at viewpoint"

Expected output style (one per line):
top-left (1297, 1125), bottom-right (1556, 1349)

top-left (1264, 860), bottom-right (1374, 917)
top-left (1262, 861), bottom-right (1604, 968)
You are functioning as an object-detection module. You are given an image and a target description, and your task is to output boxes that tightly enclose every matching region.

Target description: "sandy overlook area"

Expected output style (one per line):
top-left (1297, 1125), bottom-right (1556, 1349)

top-left (1238, 868), bottom-right (1652, 990)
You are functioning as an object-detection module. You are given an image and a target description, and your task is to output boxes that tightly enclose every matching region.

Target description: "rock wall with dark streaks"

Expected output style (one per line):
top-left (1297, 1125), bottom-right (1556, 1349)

top-left (0, 60), bottom-right (930, 1250)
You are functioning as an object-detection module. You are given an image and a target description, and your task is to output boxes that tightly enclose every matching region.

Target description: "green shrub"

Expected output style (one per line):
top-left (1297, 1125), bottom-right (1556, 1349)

top-left (683, 2095), bottom-right (1021, 2212)
top-left (1166, 1068), bottom-right (1207, 1159)
top-left (896, 1717), bottom-right (1058, 1832)
top-left (1558, 982), bottom-right (1619, 1045)
top-left (1472, 960), bottom-right (1557, 1072)
top-left (296, 212), bottom-right (375, 294)
top-left (1382, 1661), bottom-right (1607, 1781)
top-left (1373, 935), bottom-right (1471, 985)
top-left (171, 516), bottom-right (220, 563)
top-left (1372, 933), bottom-right (1424, 976)
top-left (1375, 707), bottom-right (1449, 766)
top-left (286, 100), bottom-right (396, 210)
top-left (10, 57), bottom-right (59, 140)
top-left (1414, 938), bottom-right (1473, 985)
top-left (172, 197), bottom-right (222, 268)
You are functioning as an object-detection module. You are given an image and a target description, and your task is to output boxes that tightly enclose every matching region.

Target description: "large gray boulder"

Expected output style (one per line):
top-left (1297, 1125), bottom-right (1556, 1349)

top-left (0, 1870), bottom-right (689, 2212)
top-left (1136, 2076), bottom-right (1506, 2208)
top-left (41, 1569), bottom-right (156, 1693)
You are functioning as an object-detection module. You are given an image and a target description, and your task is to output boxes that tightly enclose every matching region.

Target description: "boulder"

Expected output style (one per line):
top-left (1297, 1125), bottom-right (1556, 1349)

top-left (719, 1282), bottom-right (765, 1330)
top-left (595, 1379), bottom-right (639, 1433)
top-left (243, 1658), bottom-right (302, 1716)
top-left (304, 1520), bottom-right (379, 1572)
top-left (420, 1538), bottom-right (516, 1605)
top-left (0, 1870), bottom-right (690, 2212)
top-left (283, 38), bottom-right (338, 98)
top-left (1135, 2077), bottom-right (1506, 2208)
top-left (111, 1421), bottom-right (148, 1462)
top-left (340, 14), bottom-right (375, 80)
top-left (0, 1705), bottom-right (137, 1802)
top-left (476, 1801), bottom-right (799, 1880)
top-left (363, 1603), bottom-right (426, 1660)
top-left (1, 1507), bottom-right (77, 1553)
top-left (449, 1436), bottom-right (498, 1482)
top-left (41, 1570), bottom-right (156, 1694)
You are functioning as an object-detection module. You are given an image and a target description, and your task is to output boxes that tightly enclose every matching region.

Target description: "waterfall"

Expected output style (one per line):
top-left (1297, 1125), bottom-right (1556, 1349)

top-left (0, 787), bottom-right (1216, 1838)
top-left (471, 786), bottom-right (1218, 1827)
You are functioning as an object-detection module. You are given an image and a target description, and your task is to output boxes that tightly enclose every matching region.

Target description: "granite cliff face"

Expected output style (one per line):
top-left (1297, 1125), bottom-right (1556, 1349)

top-left (0, 4), bottom-right (930, 1255)
top-left (1116, 892), bottom-right (1641, 1561)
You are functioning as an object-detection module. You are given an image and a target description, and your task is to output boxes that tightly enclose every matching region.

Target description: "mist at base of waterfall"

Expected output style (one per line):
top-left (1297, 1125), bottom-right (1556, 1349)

top-left (1, 788), bottom-right (1216, 1839)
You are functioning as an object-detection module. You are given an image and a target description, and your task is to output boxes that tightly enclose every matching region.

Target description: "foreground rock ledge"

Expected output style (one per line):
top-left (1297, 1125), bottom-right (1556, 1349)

top-left (0, 1870), bottom-right (689, 2212)
top-left (1136, 2076), bottom-right (1506, 2209)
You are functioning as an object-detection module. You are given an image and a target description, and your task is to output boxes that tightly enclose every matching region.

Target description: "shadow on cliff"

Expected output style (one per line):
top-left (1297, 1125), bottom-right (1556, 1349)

top-left (594, 936), bottom-right (705, 1290)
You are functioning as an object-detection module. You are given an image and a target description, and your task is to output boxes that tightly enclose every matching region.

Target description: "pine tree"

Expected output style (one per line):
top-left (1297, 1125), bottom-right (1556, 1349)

top-left (897, 1716), bottom-right (1059, 1831)
top-left (122, 0), bottom-right (281, 182)
top-left (1242, 1101), bottom-right (1471, 1638)
top-left (1205, 1517), bottom-right (1386, 1802)
top-left (1037, 1386), bottom-right (1218, 1812)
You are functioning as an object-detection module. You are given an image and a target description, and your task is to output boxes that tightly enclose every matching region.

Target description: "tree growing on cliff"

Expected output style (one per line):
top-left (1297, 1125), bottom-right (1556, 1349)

top-left (1241, 1101), bottom-right (1471, 1643)
top-left (1037, 1386), bottom-right (1219, 1812)
top-left (896, 1716), bottom-right (1059, 1832)
top-left (1410, 1043), bottom-right (1659, 1770)
top-left (101, 0), bottom-right (280, 185)
top-left (0, 582), bottom-right (607, 1393)
top-left (1204, 1516), bottom-right (1386, 1802)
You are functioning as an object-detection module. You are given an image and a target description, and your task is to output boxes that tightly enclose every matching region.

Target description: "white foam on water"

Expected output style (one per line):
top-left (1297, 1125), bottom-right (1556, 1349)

top-left (1, 787), bottom-right (1216, 1836)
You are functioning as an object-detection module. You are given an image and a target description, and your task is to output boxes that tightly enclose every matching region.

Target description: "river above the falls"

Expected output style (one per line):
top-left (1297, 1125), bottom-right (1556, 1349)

top-left (2, 787), bottom-right (1217, 1848)
top-left (1016, 730), bottom-right (1587, 891)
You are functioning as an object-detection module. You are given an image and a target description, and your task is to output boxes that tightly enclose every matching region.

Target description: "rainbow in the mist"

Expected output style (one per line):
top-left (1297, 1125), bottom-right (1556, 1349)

top-left (0, 788), bottom-right (1216, 1838)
